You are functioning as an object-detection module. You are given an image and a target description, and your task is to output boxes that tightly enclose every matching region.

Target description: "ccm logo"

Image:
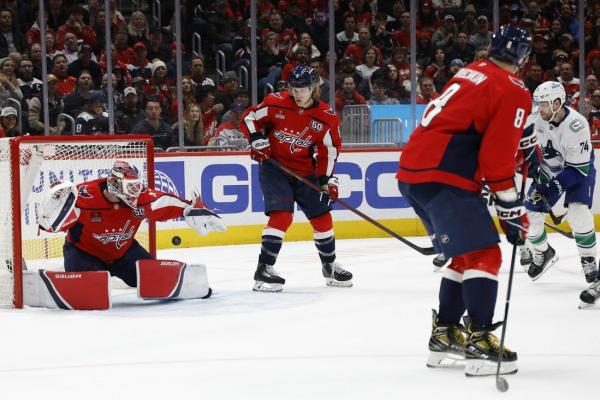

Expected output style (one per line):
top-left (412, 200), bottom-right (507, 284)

top-left (498, 210), bottom-right (523, 218)
top-left (519, 136), bottom-right (538, 148)
top-left (54, 274), bottom-right (82, 279)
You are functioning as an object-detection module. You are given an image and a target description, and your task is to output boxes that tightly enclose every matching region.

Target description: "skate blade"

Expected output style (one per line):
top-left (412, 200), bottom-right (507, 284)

top-left (426, 351), bottom-right (465, 369)
top-left (433, 266), bottom-right (444, 273)
top-left (578, 300), bottom-right (596, 309)
top-left (253, 281), bottom-right (283, 292)
top-left (531, 254), bottom-right (559, 281)
top-left (325, 278), bottom-right (353, 287)
top-left (465, 359), bottom-right (518, 377)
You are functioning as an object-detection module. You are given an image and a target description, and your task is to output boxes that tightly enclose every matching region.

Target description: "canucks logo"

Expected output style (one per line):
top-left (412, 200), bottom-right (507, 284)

top-left (543, 140), bottom-right (561, 160)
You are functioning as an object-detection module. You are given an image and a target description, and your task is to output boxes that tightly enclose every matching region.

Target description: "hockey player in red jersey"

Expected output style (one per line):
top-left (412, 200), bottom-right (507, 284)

top-left (240, 65), bottom-right (352, 292)
top-left (38, 160), bottom-right (226, 287)
top-left (396, 26), bottom-right (533, 376)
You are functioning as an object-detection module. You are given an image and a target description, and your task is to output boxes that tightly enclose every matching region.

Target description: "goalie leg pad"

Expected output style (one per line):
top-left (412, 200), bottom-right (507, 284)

top-left (137, 260), bottom-right (210, 300)
top-left (23, 270), bottom-right (111, 310)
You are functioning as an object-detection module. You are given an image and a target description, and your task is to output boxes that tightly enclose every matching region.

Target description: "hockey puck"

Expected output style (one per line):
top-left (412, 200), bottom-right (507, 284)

top-left (172, 236), bottom-right (182, 246)
top-left (496, 377), bottom-right (509, 392)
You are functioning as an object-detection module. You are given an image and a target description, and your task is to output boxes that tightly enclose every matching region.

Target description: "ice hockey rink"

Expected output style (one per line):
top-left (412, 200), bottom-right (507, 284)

top-left (0, 233), bottom-right (597, 399)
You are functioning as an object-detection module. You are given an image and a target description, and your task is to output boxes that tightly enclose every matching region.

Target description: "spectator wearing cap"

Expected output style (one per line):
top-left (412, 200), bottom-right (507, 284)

top-left (459, 4), bottom-right (478, 36)
top-left (391, 11), bottom-right (411, 49)
top-left (212, 101), bottom-right (247, 147)
top-left (115, 86), bottom-right (144, 133)
top-left (531, 33), bottom-right (553, 72)
top-left (257, 31), bottom-right (286, 98)
top-left (144, 59), bottom-right (170, 105)
top-left (335, 76), bottom-right (366, 114)
top-left (131, 96), bottom-right (175, 148)
top-left (127, 11), bottom-right (150, 47)
top-left (51, 53), bottom-right (77, 97)
top-left (416, 76), bottom-right (439, 104)
top-left (337, 55), bottom-right (362, 88)
top-left (0, 9), bottom-right (25, 58)
top-left (260, 10), bottom-right (297, 57)
top-left (63, 70), bottom-right (95, 118)
top-left (67, 44), bottom-right (103, 87)
top-left (344, 27), bottom-right (383, 67)
top-left (524, 62), bottom-right (544, 94)
top-left (215, 71), bottom-right (240, 112)
top-left (335, 13), bottom-right (359, 58)
top-left (0, 106), bottom-right (19, 137)
top-left (127, 42), bottom-right (152, 80)
top-left (558, 32), bottom-right (576, 56)
top-left (367, 79), bottom-right (399, 105)
top-left (281, 45), bottom-right (310, 82)
top-left (444, 31), bottom-right (475, 65)
top-left (557, 62), bottom-right (580, 101)
top-left (558, 2), bottom-right (579, 39)
top-left (416, 0), bottom-right (440, 38)
top-left (221, 88), bottom-right (250, 124)
top-left (28, 74), bottom-right (64, 135)
top-left (469, 15), bottom-right (491, 50)
top-left (57, 5), bottom-right (97, 50)
top-left (432, 14), bottom-right (458, 51)
top-left (166, 42), bottom-right (188, 83)
top-left (447, 58), bottom-right (464, 80)
top-left (18, 58), bottom-right (42, 102)
top-left (146, 28), bottom-right (170, 64)
top-left (74, 90), bottom-right (108, 134)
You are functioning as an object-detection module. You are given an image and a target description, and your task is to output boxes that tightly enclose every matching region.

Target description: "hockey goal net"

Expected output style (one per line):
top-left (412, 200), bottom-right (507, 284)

top-left (0, 135), bottom-right (155, 308)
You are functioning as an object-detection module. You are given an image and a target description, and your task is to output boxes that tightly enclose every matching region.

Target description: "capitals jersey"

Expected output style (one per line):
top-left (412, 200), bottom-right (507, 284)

top-left (529, 106), bottom-right (593, 182)
top-left (240, 92), bottom-right (341, 178)
top-left (396, 60), bottom-right (532, 193)
top-left (66, 178), bottom-right (190, 263)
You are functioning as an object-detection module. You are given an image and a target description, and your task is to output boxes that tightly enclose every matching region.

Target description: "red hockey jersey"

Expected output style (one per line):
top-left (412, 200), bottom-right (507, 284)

top-left (241, 92), bottom-right (341, 178)
top-left (396, 60), bottom-right (532, 193)
top-left (66, 178), bottom-right (190, 263)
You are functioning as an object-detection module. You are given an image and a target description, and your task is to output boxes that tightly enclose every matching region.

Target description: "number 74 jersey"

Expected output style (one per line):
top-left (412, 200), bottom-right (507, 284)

top-left (396, 60), bottom-right (532, 194)
top-left (529, 106), bottom-right (594, 181)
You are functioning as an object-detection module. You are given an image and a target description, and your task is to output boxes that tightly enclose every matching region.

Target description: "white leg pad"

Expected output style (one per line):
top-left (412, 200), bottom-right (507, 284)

top-left (23, 270), bottom-right (111, 310)
top-left (137, 259), bottom-right (211, 300)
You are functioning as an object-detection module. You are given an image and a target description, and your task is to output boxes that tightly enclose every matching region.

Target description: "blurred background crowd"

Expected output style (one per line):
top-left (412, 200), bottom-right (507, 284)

top-left (0, 0), bottom-right (599, 149)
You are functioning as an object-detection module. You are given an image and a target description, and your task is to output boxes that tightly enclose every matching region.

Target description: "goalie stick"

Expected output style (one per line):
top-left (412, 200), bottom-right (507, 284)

top-left (267, 159), bottom-right (436, 256)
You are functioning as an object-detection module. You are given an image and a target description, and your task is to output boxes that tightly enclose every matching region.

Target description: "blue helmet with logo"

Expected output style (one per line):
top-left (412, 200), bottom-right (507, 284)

top-left (489, 25), bottom-right (531, 67)
top-left (288, 65), bottom-right (316, 88)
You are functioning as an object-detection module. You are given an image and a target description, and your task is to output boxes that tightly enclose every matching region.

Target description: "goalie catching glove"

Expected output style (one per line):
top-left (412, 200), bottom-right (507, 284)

top-left (184, 189), bottom-right (227, 235)
top-left (39, 181), bottom-right (80, 233)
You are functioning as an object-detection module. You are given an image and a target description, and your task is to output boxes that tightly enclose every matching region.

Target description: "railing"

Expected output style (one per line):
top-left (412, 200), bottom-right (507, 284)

top-left (341, 104), bottom-right (370, 143)
top-left (239, 65), bottom-right (248, 89)
top-left (165, 145), bottom-right (242, 152)
top-left (192, 32), bottom-right (202, 57)
top-left (152, 0), bottom-right (161, 28)
top-left (372, 118), bottom-right (403, 144)
top-left (264, 83), bottom-right (274, 98)
top-left (4, 98), bottom-right (22, 134)
top-left (56, 113), bottom-right (75, 135)
top-left (216, 50), bottom-right (226, 85)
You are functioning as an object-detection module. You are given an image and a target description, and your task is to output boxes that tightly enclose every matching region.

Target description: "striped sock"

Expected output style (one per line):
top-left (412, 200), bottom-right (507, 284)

top-left (258, 227), bottom-right (285, 266)
top-left (314, 229), bottom-right (336, 264)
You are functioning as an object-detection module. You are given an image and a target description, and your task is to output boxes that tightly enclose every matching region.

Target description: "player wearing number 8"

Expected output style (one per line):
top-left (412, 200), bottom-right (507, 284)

top-left (396, 26), bottom-right (533, 376)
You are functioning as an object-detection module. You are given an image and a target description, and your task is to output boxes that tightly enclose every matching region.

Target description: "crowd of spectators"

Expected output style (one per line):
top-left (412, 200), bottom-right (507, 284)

top-left (1, 0), bottom-right (600, 147)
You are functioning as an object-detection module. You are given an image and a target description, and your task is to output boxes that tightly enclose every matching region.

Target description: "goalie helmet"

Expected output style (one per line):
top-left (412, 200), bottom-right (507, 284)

top-left (106, 160), bottom-right (143, 208)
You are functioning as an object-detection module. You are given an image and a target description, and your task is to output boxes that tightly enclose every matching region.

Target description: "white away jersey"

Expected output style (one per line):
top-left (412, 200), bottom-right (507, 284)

top-left (531, 107), bottom-right (593, 180)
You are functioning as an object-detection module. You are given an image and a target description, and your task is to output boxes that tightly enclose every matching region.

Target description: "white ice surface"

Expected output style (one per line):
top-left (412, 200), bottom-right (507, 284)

top-left (0, 234), bottom-right (598, 399)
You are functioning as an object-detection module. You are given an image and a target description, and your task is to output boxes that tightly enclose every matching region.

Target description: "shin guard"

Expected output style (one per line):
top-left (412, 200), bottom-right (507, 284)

top-left (137, 259), bottom-right (211, 300)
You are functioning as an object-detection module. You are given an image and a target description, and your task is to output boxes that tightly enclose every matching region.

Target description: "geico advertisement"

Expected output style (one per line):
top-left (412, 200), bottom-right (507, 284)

top-left (154, 150), bottom-right (413, 229)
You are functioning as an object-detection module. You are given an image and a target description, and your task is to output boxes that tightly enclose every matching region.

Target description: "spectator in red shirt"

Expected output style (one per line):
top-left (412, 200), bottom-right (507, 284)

top-left (113, 27), bottom-right (134, 65)
top-left (347, 0), bottom-right (372, 28)
top-left (335, 76), bottom-right (366, 114)
top-left (281, 45), bottom-right (310, 82)
top-left (128, 42), bottom-right (152, 80)
top-left (51, 53), bottom-right (76, 97)
top-left (391, 10), bottom-right (411, 48)
top-left (260, 10), bottom-right (297, 56)
top-left (344, 26), bottom-right (383, 66)
top-left (198, 86), bottom-right (224, 139)
top-left (558, 62), bottom-right (580, 101)
top-left (525, 1), bottom-right (551, 35)
top-left (416, 0), bottom-right (440, 37)
top-left (57, 6), bottom-right (97, 50)
top-left (416, 77), bottom-right (439, 104)
top-left (425, 48), bottom-right (449, 92)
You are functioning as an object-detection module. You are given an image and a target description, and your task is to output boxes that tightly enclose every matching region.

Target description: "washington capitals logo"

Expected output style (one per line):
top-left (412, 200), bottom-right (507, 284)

top-left (92, 220), bottom-right (136, 250)
top-left (272, 127), bottom-right (312, 153)
top-left (78, 185), bottom-right (93, 198)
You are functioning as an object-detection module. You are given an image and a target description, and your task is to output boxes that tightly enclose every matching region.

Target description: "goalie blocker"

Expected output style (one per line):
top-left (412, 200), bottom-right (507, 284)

top-left (137, 260), bottom-right (212, 300)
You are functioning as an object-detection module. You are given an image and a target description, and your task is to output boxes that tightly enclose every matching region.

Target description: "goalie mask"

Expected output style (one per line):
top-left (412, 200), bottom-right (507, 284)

top-left (106, 161), bottom-right (143, 208)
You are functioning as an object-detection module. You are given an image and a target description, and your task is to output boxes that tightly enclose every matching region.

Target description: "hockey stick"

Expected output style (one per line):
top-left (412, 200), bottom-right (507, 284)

top-left (532, 177), bottom-right (566, 226)
top-left (267, 159), bottom-right (436, 256)
top-left (495, 167), bottom-right (528, 392)
top-left (544, 221), bottom-right (574, 239)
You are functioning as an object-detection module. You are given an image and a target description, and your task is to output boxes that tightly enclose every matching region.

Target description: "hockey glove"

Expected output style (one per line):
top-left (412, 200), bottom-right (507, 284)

top-left (529, 178), bottom-right (563, 209)
top-left (250, 135), bottom-right (271, 163)
top-left (495, 198), bottom-right (529, 246)
top-left (184, 189), bottom-right (227, 236)
top-left (39, 181), bottom-right (80, 233)
top-left (319, 176), bottom-right (339, 204)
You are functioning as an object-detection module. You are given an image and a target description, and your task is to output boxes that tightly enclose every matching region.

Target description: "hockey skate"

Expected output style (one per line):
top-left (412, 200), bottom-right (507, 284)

top-left (432, 254), bottom-right (448, 272)
top-left (426, 309), bottom-right (466, 368)
top-left (520, 247), bottom-right (532, 272)
top-left (463, 318), bottom-right (518, 377)
top-left (579, 279), bottom-right (600, 308)
top-left (528, 245), bottom-right (558, 281)
top-left (253, 262), bottom-right (285, 292)
top-left (580, 257), bottom-right (598, 283)
top-left (322, 262), bottom-right (353, 287)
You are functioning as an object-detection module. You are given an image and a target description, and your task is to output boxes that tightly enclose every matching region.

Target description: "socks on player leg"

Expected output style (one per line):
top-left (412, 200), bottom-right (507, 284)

top-left (258, 227), bottom-right (284, 266)
top-left (314, 230), bottom-right (336, 264)
top-left (438, 277), bottom-right (466, 324)
top-left (462, 274), bottom-right (498, 326)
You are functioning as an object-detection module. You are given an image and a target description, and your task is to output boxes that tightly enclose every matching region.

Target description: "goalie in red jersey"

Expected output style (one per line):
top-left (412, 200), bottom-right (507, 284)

top-left (38, 160), bottom-right (226, 288)
top-left (240, 65), bottom-right (352, 292)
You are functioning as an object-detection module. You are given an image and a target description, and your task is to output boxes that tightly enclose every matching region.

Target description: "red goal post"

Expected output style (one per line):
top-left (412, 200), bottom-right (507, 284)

top-left (0, 135), bottom-right (155, 309)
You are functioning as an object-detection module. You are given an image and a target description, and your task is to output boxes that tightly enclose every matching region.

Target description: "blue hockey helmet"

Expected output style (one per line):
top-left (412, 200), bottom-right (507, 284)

top-left (288, 65), bottom-right (316, 88)
top-left (488, 25), bottom-right (531, 67)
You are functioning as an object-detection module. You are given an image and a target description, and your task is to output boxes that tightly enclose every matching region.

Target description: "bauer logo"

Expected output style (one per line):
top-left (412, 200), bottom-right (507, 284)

top-left (154, 161), bottom-right (185, 197)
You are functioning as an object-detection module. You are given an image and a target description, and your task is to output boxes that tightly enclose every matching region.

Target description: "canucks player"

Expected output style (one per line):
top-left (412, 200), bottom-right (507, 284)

top-left (525, 81), bottom-right (599, 286)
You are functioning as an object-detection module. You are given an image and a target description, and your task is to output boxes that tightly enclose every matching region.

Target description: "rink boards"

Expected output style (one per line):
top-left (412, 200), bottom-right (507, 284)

top-left (152, 148), bottom-right (600, 249)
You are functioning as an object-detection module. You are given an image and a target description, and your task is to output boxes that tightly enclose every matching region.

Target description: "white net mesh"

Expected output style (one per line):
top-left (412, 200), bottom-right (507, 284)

top-left (0, 137), bottom-right (153, 308)
top-left (0, 139), bottom-right (15, 308)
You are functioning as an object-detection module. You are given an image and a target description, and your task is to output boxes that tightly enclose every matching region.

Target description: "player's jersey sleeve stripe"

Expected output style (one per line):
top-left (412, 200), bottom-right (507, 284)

top-left (244, 106), bottom-right (269, 135)
top-left (323, 130), bottom-right (337, 177)
top-left (146, 194), bottom-right (190, 211)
